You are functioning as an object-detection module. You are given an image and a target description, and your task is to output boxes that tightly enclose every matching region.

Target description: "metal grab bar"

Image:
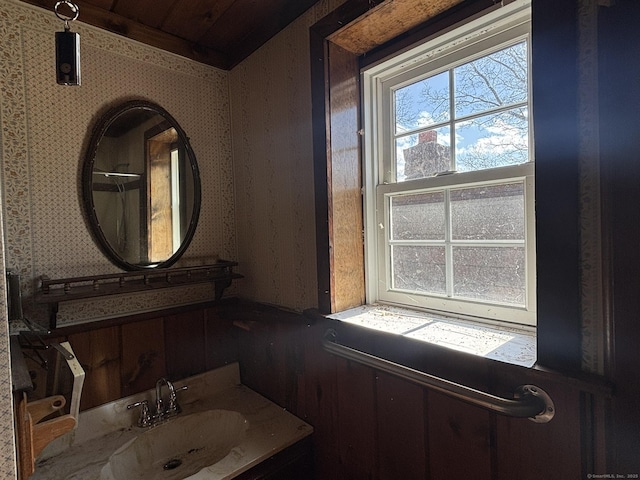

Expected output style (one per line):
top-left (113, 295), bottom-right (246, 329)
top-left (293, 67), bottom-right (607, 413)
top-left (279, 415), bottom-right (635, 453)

top-left (322, 329), bottom-right (554, 423)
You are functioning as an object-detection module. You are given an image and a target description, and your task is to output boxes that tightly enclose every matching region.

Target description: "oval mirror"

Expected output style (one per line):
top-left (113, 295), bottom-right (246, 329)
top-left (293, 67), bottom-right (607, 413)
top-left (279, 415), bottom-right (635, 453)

top-left (82, 100), bottom-right (201, 270)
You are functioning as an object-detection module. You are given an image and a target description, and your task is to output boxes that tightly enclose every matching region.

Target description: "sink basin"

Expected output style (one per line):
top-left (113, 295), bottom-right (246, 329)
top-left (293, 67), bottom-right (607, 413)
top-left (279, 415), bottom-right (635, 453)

top-left (100, 409), bottom-right (249, 480)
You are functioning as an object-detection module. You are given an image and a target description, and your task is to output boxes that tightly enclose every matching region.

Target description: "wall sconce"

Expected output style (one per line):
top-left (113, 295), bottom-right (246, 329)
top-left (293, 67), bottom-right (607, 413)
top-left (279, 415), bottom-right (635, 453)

top-left (54, 0), bottom-right (81, 86)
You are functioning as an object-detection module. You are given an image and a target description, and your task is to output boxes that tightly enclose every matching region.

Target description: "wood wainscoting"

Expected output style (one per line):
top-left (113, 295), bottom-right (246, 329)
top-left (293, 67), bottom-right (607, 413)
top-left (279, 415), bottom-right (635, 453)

top-left (37, 299), bottom-right (614, 479)
top-left (41, 301), bottom-right (238, 410)
top-left (228, 302), bottom-right (611, 480)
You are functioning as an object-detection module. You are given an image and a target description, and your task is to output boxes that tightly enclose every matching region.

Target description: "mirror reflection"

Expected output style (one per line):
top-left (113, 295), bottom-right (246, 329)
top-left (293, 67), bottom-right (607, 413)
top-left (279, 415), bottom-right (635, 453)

top-left (84, 101), bottom-right (201, 270)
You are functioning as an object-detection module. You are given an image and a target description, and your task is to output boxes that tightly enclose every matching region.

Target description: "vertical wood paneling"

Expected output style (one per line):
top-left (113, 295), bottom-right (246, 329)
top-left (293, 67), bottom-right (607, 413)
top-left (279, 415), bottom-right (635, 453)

top-left (376, 372), bottom-right (428, 480)
top-left (45, 302), bottom-right (617, 478)
top-left (164, 311), bottom-right (206, 381)
top-left (427, 391), bottom-right (492, 480)
top-left (279, 320), bottom-right (305, 414)
top-left (120, 318), bottom-right (166, 397)
top-left (236, 320), bottom-right (289, 405)
top-left (494, 380), bottom-right (583, 479)
top-left (234, 309), bottom-right (306, 411)
top-left (335, 358), bottom-right (376, 480)
top-left (204, 306), bottom-right (238, 370)
top-left (51, 305), bottom-right (222, 410)
top-left (229, 306), bottom-right (612, 480)
top-left (592, 394), bottom-right (610, 473)
top-left (68, 327), bottom-right (121, 410)
top-left (263, 321), bottom-right (298, 410)
top-left (300, 322), bottom-right (341, 480)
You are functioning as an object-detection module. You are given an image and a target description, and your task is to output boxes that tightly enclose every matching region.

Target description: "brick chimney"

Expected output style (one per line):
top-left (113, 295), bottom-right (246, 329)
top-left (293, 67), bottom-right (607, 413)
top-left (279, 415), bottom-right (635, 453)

top-left (403, 129), bottom-right (450, 179)
top-left (418, 130), bottom-right (437, 143)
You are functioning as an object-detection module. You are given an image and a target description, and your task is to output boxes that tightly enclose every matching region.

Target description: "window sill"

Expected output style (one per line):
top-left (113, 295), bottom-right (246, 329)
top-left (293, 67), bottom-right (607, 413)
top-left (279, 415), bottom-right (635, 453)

top-left (327, 304), bottom-right (536, 368)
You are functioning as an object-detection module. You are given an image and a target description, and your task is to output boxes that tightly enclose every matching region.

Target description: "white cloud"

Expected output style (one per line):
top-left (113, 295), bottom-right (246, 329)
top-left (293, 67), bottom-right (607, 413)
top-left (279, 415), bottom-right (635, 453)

top-left (457, 116), bottom-right (527, 156)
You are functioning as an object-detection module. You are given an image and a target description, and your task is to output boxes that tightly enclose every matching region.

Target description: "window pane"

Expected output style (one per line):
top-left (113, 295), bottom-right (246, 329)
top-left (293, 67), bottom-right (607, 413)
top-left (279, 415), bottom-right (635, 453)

top-left (454, 41), bottom-right (528, 118)
top-left (392, 246), bottom-right (446, 294)
top-left (396, 126), bottom-right (451, 181)
top-left (395, 71), bottom-right (449, 134)
top-left (391, 192), bottom-right (445, 240)
top-left (452, 246), bottom-right (525, 306)
top-left (451, 183), bottom-right (524, 240)
top-left (367, 8), bottom-right (534, 324)
top-left (455, 107), bottom-right (529, 172)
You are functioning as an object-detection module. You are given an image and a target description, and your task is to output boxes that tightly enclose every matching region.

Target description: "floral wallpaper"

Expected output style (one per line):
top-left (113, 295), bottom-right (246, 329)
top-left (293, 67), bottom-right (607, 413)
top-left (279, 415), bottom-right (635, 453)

top-left (0, 0), bottom-right (236, 328)
top-left (0, 0), bottom-right (235, 474)
top-left (0, 203), bottom-right (17, 479)
top-left (229, 0), bottom-right (346, 311)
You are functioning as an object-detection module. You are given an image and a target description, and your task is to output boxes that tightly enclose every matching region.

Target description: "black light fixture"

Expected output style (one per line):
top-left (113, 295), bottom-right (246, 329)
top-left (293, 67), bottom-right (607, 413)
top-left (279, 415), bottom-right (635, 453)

top-left (54, 0), bottom-right (81, 86)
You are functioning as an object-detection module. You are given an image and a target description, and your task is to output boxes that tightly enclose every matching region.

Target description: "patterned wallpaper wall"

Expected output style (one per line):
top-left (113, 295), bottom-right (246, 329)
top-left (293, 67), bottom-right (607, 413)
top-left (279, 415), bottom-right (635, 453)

top-left (229, 0), bottom-right (346, 311)
top-left (0, 0), bottom-right (236, 327)
top-left (0, 1), bottom-right (235, 473)
top-left (0, 206), bottom-right (16, 479)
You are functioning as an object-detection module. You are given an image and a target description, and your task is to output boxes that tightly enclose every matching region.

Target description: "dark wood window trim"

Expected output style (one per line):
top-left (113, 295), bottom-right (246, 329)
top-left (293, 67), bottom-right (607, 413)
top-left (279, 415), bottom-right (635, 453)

top-left (311, 0), bottom-right (583, 373)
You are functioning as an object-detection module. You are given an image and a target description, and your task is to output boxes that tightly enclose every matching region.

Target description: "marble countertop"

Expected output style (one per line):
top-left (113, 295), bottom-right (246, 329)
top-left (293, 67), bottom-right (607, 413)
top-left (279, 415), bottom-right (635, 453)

top-left (31, 363), bottom-right (313, 480)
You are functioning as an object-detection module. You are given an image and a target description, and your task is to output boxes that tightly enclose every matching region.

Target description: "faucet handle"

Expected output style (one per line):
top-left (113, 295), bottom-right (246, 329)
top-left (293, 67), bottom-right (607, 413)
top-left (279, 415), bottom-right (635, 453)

top-left (167, 385), bottom-right (188, 415)
top-left (127, 399), bottom-right (151, 428)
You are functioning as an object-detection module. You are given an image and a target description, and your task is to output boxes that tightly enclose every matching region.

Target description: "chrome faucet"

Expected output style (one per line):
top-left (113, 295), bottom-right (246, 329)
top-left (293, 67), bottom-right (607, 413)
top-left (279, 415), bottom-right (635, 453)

top-left (155, 377), bottom-right (178, 418)
top-left (127, 377), bottom-right (187, 427)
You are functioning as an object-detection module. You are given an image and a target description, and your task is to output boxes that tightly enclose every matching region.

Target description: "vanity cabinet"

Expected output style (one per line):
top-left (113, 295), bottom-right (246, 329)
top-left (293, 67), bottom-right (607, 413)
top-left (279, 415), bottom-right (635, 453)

top-left (236, 437), bottom-right (313, 480)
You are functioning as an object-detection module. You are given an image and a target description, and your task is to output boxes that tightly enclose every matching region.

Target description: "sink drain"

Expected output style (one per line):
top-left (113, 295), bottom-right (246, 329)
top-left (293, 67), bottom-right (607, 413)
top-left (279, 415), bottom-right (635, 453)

top-left (163, 459), bottom-right (182, 470)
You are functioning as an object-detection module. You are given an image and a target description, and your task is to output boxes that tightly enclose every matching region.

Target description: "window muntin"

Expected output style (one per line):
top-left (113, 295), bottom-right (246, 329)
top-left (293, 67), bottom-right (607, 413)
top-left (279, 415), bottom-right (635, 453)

top-left (386, 177), bottom-right (529, 307)
top-left (392, 41), bottom-right (529, 182)
top-left (364, 3), bottom-right (534, 327)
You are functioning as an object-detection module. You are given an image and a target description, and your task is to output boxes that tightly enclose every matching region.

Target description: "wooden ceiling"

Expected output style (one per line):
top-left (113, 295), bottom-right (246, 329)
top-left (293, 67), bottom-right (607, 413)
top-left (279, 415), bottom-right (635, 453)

top-left (19, 0), bottom-right (323, 70)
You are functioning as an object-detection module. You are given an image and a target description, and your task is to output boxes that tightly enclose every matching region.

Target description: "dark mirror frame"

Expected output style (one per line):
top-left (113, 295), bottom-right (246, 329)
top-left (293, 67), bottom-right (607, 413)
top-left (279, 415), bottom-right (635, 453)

top-left (82, 100), bottom-right (202, 270)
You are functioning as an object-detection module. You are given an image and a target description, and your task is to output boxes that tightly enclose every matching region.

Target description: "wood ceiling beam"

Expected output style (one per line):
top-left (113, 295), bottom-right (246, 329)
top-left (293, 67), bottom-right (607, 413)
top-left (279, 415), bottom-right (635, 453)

top-left (17, 0), bottom-right (230, 69)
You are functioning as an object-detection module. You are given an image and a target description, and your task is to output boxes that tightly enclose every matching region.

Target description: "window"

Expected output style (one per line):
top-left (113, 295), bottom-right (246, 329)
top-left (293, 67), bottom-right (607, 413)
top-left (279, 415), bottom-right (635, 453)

top-left (362, 1), bottom-right (534, 327)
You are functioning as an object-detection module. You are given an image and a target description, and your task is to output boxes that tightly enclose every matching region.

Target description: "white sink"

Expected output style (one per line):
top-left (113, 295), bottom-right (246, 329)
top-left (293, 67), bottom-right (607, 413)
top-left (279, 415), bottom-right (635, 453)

top-left (100, 409), bottom-right (249, 480)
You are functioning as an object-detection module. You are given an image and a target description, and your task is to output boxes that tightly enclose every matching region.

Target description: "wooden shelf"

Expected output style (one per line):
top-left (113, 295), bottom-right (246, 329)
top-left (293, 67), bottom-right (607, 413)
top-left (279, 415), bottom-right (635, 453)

top-left (35, 261), bottom-right (242, 330)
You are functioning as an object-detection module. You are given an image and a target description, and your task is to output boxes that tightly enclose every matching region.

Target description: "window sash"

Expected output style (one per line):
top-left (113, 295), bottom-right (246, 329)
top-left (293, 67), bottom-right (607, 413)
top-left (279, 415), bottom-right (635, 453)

top-left (378, 22), bottom-right (531, 185)
top-left (363, 2), bottom-right (535, 327)
top-left (376, 165), bottom-right (535, 325)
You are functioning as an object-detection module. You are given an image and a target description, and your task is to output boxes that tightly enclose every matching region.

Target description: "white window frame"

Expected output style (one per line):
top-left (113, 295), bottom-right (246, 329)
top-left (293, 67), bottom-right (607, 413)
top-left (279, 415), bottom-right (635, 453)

top-left (362, 0), bottom-right (535, 327)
